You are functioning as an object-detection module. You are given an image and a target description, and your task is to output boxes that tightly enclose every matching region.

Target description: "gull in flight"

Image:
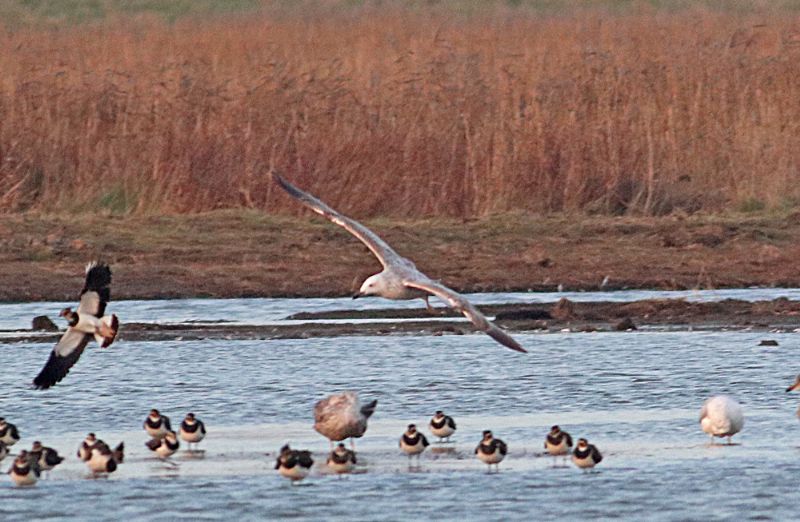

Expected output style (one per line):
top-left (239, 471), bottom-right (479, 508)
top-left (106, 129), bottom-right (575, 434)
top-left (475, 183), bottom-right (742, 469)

top-left (272, 173), bottom-right (527, 353)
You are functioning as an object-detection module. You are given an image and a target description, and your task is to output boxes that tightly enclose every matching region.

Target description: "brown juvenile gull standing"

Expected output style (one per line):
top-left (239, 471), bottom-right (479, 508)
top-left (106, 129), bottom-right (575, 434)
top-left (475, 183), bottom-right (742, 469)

top-left (272, 173), bottom-right (527, 354)
top-left (314, 392), bottom-right (377, 450)
top-left (32, 261), bottom-right (119, 389)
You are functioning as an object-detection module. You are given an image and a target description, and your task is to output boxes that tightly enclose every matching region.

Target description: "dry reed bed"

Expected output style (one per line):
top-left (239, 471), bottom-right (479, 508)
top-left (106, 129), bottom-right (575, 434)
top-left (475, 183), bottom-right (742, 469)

top-left (1, 8), bottom-right (800, 217)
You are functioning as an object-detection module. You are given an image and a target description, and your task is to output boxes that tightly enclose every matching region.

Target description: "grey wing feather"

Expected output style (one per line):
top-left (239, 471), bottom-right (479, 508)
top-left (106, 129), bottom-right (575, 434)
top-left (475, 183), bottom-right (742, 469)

top-left (272, 173), bottom-right (405, 269)
top-left (32, 329), bottom-right (92, 389)
top-left (402, 279), bottom-right (527, 353)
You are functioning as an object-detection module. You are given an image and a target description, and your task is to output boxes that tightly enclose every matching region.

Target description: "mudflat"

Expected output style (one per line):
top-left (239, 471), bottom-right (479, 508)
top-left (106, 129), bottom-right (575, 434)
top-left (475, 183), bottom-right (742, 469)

top-left (1, 211), bottom-right (798, 302)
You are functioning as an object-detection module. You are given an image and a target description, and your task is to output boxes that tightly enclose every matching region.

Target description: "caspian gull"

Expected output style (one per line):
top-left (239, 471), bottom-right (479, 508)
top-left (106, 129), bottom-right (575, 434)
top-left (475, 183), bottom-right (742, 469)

top-left (272, 173), bottom-right (527, 354)
top-left (313, 391), bottom-right (377, 450)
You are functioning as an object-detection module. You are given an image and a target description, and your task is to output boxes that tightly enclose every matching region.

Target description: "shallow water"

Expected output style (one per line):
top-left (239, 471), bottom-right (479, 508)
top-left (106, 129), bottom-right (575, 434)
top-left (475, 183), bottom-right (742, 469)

top-left (1, 287), bottom-right (800, 330)
top-left (2, 296), bottom-right (800, 520)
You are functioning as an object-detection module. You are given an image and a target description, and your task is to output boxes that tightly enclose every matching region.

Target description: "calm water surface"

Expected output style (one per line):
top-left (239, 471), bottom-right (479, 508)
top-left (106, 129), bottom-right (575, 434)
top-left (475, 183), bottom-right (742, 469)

top-left (1, 293), bottom-right (800, 520)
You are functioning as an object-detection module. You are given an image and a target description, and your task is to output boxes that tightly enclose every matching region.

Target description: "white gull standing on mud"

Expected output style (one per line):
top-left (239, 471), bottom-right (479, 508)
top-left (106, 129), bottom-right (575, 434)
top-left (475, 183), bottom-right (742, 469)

top-left (700, 395), bottom-right (744, 444)
top-left (272, 173), bottom-right (527, 354)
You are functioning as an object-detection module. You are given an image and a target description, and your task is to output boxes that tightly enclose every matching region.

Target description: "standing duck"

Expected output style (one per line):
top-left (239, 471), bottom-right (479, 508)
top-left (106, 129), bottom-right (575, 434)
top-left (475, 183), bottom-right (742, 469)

top-left (399, 424), bottom-right (429, 464)
top-left (429, 411), bottom-right (457, 443)
top-left (29, 441), bottom-right (64, 477)
top-left (326, 443), bottom-right (357, 474)
top-left (0, 441), bottom-right (7, 463)
top-left (314, 392), bottom-right (377, 450)
top-left (275, 444), bottom-right (314, 482)
top-left (179, 413), bottom-right (206, 450)
top-left (8, 451), bottom-right (39, 486)
top-left (143, 409), bottom-right (172, 440)
top-left (146, 431), bottom-right (180, 459)
top-left (86, 439), bottom-right (124, 475)
top-left (0, 418), bottom-right (20, 446)
top-left (32, 262), bottom-right (119, 389)
top-left (475, 430), bottom-right (507, 473)
top-left (572, 438), bottom-right (603, 470)
top-left (544, 425), bottom-right (573, 465)
top-left (77, 433), bottom-right (98, 461)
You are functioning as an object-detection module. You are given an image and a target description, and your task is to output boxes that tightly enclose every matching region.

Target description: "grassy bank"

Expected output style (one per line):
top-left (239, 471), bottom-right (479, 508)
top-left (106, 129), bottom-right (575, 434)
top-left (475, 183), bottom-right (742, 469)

top-left (1, 2), bottom-right (799, 217)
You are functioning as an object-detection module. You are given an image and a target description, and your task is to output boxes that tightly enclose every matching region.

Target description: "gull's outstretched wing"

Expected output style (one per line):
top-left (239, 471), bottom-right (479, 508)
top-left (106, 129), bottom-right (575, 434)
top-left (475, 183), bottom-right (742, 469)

top-left (272, 173), bottom-right (406, 269)
top-left (78, 262), bottom-right (112, 318)
top-left (402, 279), bottom-right (527, 353)
top-left (32, 329), bottom-right (92, 389)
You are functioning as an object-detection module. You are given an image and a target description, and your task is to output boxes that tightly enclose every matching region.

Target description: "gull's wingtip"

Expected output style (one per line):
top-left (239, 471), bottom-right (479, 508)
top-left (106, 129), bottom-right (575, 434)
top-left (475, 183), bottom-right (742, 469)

top-left (487, 328), bottom-right (528, 354)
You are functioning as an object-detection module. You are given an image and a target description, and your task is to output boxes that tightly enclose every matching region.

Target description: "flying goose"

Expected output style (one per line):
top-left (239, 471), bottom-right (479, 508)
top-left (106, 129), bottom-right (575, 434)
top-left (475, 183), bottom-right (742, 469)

top-left (272, 174), bottom-right (527, 354)
top-left (314, 392), bottom-right (377, 451)
top-left (32, 262), bottom-right (119, 389)
top-left (700, 395), bottom-right (744, 444)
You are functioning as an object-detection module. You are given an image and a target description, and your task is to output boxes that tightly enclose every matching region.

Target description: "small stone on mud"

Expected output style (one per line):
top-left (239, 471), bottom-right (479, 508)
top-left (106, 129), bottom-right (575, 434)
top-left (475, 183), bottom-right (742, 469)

top-left (32, 315), bottom-right (58, 331)
top-left (552, 297), bottom-right (575, 320)
top-left (614, 317), bottom-right (637, 331)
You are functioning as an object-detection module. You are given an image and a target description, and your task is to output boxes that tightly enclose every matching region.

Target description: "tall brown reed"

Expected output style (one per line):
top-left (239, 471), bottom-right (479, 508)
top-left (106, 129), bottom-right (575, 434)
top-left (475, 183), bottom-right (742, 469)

top-left (1, 5), bottom-right (800, 217)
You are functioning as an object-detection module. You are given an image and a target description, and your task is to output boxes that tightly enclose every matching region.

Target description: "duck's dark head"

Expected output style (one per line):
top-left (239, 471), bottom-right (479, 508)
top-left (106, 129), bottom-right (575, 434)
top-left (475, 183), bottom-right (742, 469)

top-left (150, 409), bottom-right (160, 418)
top-left (482, 430), bottom-right (493, 441)
top-left (185, 413), bottom-right (195, 421)
top-left (577, 438), bottom-right (588, 448)
top-left (59, 307), bottom-right (78, 326)
top-left (434, 410), bottom-right (444, 418)
top-left (407, 424), bottom-right (417, 434)
top-left (32, 441), bottom-right (42, 451)
top-left (550, 425), bottom-right (561, 435)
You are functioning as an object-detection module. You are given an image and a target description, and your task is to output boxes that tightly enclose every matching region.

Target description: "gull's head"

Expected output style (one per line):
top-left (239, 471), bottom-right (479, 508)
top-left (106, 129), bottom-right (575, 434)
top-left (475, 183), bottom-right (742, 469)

top-left (787, 374), bottom-right (800, 393)
top-left (353, 274), bottom-right (384, 299)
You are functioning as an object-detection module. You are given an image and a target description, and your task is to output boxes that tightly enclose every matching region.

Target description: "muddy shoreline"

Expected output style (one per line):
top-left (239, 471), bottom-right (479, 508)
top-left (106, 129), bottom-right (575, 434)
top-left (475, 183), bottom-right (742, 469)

top-left (2, 212), bottom-right (800, 302)
top-left (4, 298), bottom-right (798, 345)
